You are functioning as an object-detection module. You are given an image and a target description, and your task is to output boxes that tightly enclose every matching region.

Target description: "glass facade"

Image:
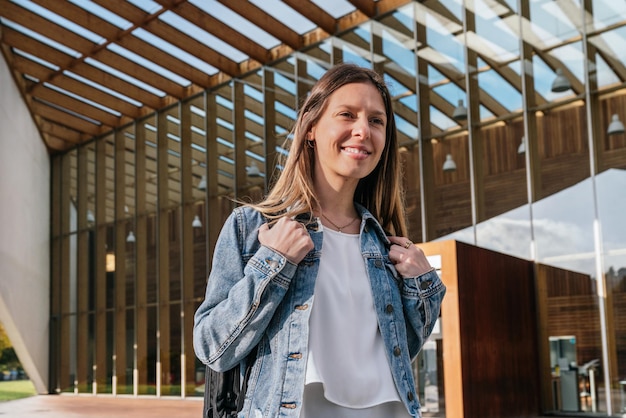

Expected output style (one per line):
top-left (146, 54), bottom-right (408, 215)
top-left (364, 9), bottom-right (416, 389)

top-left (50, 0), bottom-right (626, 415)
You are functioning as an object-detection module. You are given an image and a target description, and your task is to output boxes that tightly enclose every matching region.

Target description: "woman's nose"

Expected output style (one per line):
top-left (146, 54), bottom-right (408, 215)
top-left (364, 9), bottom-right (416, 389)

top-left (353, 117), bottom-right (370, 139)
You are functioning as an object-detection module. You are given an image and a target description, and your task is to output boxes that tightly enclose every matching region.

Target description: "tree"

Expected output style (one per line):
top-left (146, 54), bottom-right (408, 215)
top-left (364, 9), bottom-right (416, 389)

top-left (0, 322), bottom-right (18, 370)
top-left (0, 323), bottom-right (10, 352)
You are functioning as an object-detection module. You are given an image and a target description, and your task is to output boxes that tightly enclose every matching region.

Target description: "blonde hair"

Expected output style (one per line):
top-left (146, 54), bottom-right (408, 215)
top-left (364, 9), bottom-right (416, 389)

top-left (248, 63), bottom-right (407, 237)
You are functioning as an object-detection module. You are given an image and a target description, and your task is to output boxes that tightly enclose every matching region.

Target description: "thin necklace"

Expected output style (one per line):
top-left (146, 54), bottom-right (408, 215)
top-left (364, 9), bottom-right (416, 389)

top-left (321, 212), bottom-right (359, 232)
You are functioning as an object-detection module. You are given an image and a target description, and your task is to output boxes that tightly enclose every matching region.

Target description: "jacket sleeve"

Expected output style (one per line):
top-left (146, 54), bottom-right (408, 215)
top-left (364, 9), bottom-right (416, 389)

top-left (193, 208), bottom-right (298, 371)
top-left (400, 269), bottom-right (446, 359)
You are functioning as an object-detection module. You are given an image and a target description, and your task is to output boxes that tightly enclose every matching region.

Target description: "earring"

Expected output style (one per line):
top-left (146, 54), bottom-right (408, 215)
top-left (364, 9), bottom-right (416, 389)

top-left (306, 139), bottom-right (315, 148)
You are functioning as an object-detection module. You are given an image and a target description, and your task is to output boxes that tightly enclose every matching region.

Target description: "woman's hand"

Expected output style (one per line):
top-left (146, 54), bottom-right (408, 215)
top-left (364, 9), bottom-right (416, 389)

top-left (387, 236), bottom-right (433, 278)
top-left (258, 217), bottom-right (314, 264)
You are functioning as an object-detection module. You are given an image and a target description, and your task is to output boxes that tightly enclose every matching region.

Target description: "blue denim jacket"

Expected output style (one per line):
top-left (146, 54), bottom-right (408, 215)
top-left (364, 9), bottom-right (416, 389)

top-left (193, 204), bottom-right (446, 418)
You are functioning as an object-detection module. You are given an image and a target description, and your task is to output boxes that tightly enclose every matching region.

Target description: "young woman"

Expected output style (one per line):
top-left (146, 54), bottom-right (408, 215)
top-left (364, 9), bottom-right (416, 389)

top-left (193, 63), bottom-right (446, 418)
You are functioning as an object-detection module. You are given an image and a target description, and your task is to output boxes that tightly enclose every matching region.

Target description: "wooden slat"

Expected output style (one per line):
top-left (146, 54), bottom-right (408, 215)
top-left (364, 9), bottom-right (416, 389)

top-left (348, 0), bottom-right (377, 17)
top-left (145, 19), bottom-right (240, 75)
top-left (157, 0), bottom-right (269, 64)
top-left (31, 101), bottom-right (104, 136)
top-left (95, 48), bottom-right (185, 98)
top-left (12, 55), bottom-right (143, 118)
top-left (2, 27), bottom-right (76, 71)
top-left (39, 119), bottom-right (83, 144)
top-left (23, 0), bottom-right (177, 93)
top-left (282, 0), bottom-right (337, 34)
top-left (2, 27), bottom-right (164, 110)
top-left (216, 0), bottom-right (302, 49)
top-left (32, 85), bottom-right (122, 127)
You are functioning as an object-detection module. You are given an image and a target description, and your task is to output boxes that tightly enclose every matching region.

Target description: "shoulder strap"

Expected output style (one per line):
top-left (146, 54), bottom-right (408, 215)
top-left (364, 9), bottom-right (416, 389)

top-left (202, 348), bottom-right (258, 418)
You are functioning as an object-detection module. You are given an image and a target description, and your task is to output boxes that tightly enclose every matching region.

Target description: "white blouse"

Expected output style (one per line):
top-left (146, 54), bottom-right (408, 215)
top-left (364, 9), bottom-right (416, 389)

top-left (301, 227), bottom-right (410, 418)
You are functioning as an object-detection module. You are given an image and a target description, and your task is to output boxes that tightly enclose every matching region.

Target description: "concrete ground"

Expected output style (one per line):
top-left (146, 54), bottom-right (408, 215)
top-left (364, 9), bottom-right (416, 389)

top-left (1, 394), bottom-right (624, 418)
top-left (0, 394), bottom-right (203, 418)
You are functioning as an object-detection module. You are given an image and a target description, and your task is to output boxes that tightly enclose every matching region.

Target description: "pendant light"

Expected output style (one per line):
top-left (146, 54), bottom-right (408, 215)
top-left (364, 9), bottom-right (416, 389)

top-left (87, 209), bottom-right (95, 223)
top-left (442, 154), bottom-right (457, 172)
top-left (452, 100), bottom-right (467, 121)
top-left (192, 215), bottom-right (203, 228)
top-left (197, 174), bottom-right (207, 191)
top-left (126, 231), bottom-right (136, 243)
top-left (246, 162), bottom-right (261, 177)
top-left (518, 137), bottom-right (526, 154)
top-left (551, 68), bottom-right (571, 93)
top-left (607, 114), bottom-right (625, 135)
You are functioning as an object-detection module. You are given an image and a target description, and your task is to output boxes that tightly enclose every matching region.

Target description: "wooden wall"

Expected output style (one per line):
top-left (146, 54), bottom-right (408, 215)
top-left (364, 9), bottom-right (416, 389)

top-left (418, 240), bottom-right (541, 418)
top-left (402, 97), bottom-right (626, 242)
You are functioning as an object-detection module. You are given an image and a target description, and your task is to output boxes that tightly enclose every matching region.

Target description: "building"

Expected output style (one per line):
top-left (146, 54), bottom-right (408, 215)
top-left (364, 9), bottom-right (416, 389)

top-left (0, 0), bottom-right (625, 416)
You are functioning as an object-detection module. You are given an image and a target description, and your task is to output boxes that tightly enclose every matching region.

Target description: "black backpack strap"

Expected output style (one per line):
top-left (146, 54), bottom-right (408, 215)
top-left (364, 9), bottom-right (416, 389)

top-left (202, 347), bottom-right (258, 418)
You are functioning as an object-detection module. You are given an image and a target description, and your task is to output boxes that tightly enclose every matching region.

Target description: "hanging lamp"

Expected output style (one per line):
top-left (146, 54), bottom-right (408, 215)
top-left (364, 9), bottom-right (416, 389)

top-left (246, 162), bottom-right (262, 177)
top-left (198, 174), bottom-right (207, 191)
top-left (607, 114), bottom-right (625, 135)
top-left (452, 99), bottom-right (467, 121)
top-left (442, 154), bottom-right (457, 172)
top-left (192, 215), bottom-right (203, 228)
top-left (551, 68), bottom-right (571, 93)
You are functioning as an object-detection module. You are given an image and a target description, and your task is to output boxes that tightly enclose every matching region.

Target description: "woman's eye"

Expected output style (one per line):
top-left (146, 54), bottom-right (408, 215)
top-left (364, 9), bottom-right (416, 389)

top-left (371, 118), bottom-right (385, 125)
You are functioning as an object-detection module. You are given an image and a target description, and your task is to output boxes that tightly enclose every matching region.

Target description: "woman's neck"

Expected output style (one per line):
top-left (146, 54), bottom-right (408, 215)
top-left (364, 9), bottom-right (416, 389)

top-left (314, 182), bottom-right (360, 232)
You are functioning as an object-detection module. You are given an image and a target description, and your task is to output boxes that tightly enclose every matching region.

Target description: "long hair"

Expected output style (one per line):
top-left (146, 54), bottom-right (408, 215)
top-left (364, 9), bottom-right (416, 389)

top-left (248, 63), bottom-right (407, 237)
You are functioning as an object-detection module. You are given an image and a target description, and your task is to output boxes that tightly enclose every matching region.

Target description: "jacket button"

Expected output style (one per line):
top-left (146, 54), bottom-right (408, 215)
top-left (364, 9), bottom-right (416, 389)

top-left (420, 280), bottom-right (432, 290)
top-left (386, 304), bottom-right (394, 313)
top-left (374, 260), bottom-right (382, 268)
top-left (407, 392), bottom-right (414, 401)
top-left (295, 304), bottom-right (309, 310)
top-left (393, 346), bottom-right (401, 356)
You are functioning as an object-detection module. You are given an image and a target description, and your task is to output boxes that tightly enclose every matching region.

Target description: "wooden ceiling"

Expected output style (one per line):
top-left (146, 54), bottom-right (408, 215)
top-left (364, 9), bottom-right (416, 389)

top-left (0, 0), bottom-right (412, 154)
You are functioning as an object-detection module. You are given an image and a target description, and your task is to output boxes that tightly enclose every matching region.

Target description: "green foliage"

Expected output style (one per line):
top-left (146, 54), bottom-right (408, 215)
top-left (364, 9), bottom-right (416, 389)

top-left (0, 324), bottom-right (10, 353)
top-left (0, 324), bottom-right (20, 371)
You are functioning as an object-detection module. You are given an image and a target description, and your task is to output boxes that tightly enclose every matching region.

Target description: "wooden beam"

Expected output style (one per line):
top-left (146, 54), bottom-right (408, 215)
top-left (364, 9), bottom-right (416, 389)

top-left (32, 85), bottom-right (122, 127)
top-left (347, 0), bottom-right (377, 18)
top-left (158, 0), bottom-right (269, 64)
top-left (216, 0), bottom-right (303, 49)
top-left (31, 100), bottom-right (104, 136)
top-left (12, 55), bottom-right (144, 118)
top-left (145, 19), bottom-right (240, 76)
top-left (282, 0), bottom-right (336, 34)
top-left (39, 120), bottom-right (83, 144)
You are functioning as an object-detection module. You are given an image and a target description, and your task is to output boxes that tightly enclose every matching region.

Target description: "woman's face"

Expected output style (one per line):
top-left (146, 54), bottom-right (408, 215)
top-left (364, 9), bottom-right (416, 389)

top-left (309, 81), bottom-right (387, 190)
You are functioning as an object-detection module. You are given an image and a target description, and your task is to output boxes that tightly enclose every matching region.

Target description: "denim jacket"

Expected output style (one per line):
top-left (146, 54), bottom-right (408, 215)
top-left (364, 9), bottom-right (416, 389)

top-left (193, 204), bottom-right (446, 418)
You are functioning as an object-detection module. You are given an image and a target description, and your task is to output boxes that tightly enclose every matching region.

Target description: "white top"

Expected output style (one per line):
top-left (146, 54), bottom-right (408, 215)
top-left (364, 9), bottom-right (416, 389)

top-left (301, 227), bottom-right (410, 418)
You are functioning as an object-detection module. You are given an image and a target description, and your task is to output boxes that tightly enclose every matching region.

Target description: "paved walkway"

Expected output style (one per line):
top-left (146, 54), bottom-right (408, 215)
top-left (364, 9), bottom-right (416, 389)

top-left (0, 394), bottom-right (203, 418)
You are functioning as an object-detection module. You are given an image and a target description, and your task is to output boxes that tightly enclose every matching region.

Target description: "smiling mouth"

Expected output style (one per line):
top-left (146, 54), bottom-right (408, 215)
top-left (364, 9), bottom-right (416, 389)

top-left (342, 146), bottom-right (371, 155)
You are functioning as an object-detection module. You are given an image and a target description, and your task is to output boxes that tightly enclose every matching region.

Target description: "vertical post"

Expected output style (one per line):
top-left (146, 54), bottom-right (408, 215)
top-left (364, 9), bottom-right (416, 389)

top-left (156, 110), bottom-right (171, 396)
top-left (180, 100), bottom-right (195, 398)
top-left (94, 138), bottom-right (107, 394)
top-left (114, 129), bottom-right (127, 395)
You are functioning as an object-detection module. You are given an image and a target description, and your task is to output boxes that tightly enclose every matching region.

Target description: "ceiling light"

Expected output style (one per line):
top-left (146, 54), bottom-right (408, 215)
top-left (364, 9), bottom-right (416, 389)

top-left (607, 114), bottom-right (625, 135)
top-left (126, 231), bottom-right (136, 243)
top-left (551, 68), bottom-right (571, 93)
top-left (246, 162), bottom-right (262, 177)
top-left (518, 137), bottom-right (525, 154)
top-left (198, 174), bottom-right (207, 191)
top-left (87, 209), bottom-right (95, 223)
top-left (192, 215), bottom-right (203, 228)
top-left (443, 154), bottom-right (457, 172)
top-left (452, 100), bottom-right (467, 121)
